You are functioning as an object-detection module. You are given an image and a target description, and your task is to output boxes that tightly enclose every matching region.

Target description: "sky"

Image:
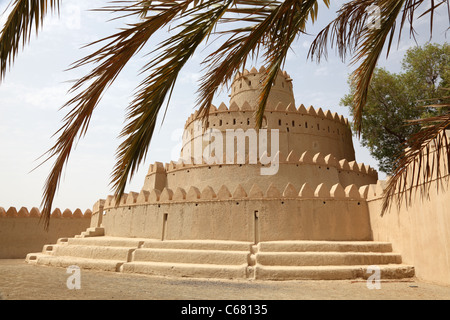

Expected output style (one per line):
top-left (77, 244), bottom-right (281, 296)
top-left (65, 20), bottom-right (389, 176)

top-left (0, 0), bottom-right (449, 212)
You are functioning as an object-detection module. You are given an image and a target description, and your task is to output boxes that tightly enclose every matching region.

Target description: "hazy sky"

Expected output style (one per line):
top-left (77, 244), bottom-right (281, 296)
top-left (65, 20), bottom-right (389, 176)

top-left (0, 0), bottom-right (448, 211)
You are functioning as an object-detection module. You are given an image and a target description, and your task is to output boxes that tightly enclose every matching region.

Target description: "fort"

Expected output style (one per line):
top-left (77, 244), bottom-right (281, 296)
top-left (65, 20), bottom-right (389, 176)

top-left (2, 67), bottom-right (448, 285)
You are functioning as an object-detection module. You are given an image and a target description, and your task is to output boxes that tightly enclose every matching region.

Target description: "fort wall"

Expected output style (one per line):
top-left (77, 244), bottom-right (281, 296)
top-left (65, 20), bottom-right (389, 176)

top-left (181, 104), bottom-right (355, 163)
top-left (98, 182), bottom-right (372, 242)
top-left (0, 207), bottom-right (91, 258)
top-left (366, 143), bottom-right (450, 286)
top-left (142, 152), bottom-right (378, 193)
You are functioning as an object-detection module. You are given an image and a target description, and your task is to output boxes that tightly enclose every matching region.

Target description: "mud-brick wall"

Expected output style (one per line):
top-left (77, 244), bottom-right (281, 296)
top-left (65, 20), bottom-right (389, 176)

top-left (0, 207), bottom-right (91, 259)
top-left (367, 178), bottom-right (450, 286)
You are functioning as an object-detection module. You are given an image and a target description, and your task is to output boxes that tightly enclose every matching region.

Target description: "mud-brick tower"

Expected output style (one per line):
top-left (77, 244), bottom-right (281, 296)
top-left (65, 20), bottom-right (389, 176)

top-left (26, 67), bottom-right (415, 281)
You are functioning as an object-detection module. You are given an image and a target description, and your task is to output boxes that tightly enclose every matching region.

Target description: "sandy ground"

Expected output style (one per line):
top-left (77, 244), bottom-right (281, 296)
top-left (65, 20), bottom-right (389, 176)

top-left (1, 259), bottom-right (450, 301)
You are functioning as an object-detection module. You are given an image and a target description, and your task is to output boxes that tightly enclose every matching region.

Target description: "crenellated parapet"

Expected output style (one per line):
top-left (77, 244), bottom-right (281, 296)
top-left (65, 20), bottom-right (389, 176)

top-left (0, 206), bottom-right (92, 218)
top-left (142, 149), bottom-right (377, 193)
top-left (184, 102), bottom-right (350, 131)
top-left (229, 66), bottom-right (295, 111)
top-left (181, 101), bottom-right (355, 164)
top-left (104, 181), bottom-right (371, 211)
top-left (146, 150), bottom-right (377, 174)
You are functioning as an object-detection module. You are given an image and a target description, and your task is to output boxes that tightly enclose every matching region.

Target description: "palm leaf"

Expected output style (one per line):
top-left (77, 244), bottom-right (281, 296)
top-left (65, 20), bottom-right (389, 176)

top-left (256, 0), bottom-right (330, 128)
top-left (196, 0), bottom-right (330, 128)
top-left (110, 0), bottom-right (234, 203)
top-left (381, 111), bottom-right (450, 215)
top-left (0, 0), bottom-right (60, 81)
top-left (308, 0), bottom-right (449, 134)
top-left (38, 0), bottom-right (199, 228)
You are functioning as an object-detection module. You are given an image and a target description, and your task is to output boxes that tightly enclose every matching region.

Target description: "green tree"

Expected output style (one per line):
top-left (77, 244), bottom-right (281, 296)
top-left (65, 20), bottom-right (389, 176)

top-left (341, 43), bottom-right (450, 174)
top-left (0, 0), bottom-right (448, 226)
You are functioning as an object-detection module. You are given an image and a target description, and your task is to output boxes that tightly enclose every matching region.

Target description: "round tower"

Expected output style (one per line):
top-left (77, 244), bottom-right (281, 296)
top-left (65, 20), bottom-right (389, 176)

top-left (180, 67), bottom-right (356, 166)
top-left (230, 66), bottom-right (295, 111)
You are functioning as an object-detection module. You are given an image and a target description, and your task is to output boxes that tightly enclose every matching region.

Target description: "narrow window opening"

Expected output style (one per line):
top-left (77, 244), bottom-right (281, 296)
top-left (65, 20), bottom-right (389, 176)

top-left (254, 211), bottom-right (260, 244)
top-left (161, 213), bottom-right (168, 241)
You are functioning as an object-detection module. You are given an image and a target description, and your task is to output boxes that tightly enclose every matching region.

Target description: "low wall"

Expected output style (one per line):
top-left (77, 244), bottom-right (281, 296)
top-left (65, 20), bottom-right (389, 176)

top-left (100, 182), bottom-right (372, 242)
top-left (367, 177), bottom-right (450, 286)
top-left (143, 153), bottom-right (378, 195)
top-left (0, 207), bottom-right (91, 258)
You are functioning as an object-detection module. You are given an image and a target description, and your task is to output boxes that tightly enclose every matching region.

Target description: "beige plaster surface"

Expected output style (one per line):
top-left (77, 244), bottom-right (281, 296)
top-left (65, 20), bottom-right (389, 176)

top-left (368, 177), bottom-right (450, 286)
top-left (0, 213), bottom-right (91, 259)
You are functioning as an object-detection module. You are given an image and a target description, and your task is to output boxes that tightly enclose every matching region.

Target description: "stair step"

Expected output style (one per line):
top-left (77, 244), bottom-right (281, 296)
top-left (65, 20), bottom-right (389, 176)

top-left (84, 227), bottom-right (105, 237)
top-left (50, 244), bottom-right (135, 261)
top-left (25, 253), bottom-right (40, 264)
top-left (142, 240), bottom-right (252, 251)
top-left (25, 236), bottom-right (415, 281)
top-left (255, 264), bottom-right (415, 280)
top-left (31, 254), bottom-right (124, 272)
top-left (133, 248), bottom-right (250, 265)
top-left (66, 236), bottom-right (145, 248)
top-left (121, 261), bottom-right (249, 279)
top-left (258, 241), bottom-right (393, 253)
top-left (256, 252), bottom-right (402, 266)
top-left (43, 244), bottom-right (54, 253)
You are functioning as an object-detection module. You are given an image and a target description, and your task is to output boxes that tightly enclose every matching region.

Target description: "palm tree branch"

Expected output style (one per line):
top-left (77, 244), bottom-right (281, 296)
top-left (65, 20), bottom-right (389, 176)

top-left (381, 112), bottom-right (450, 215)
top-left (195, 0), bottom-right (287, 122)
top-left (0, 0), bottom-right (60, 82)
top-left (257, 0), bottom-right (329, 128)
top-left (110, 0), bottom-right (234, 203)
top-left (38, 1), bottom-right (198, 228)
top-left (308, 0), bottom-right (448, 134)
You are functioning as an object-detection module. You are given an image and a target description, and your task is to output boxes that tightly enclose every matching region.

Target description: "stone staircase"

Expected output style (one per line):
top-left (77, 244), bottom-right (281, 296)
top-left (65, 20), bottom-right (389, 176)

top-left (253, 241), bottom-right (414, 280)
top-left (26, 231), bottom-right (414, 281)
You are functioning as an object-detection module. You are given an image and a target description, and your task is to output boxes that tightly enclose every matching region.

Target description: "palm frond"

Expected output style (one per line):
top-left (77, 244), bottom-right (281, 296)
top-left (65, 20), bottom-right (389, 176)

top-left (381, 111), bottom-right (450, 215)
top-left (256, 0), bottom-right (329, 128)
top-left (196, 0), bottom-right (286, 122)
top-left (0, 0), bottom-right (60, 81)
top-left (110, 0), bottom-right (234, 204)
top-left (38, 0), bottom-right (197, 228)
top-left (196, 0), bottom-right (330, 128)
top-left (308, 0), bottom-right (449, 134)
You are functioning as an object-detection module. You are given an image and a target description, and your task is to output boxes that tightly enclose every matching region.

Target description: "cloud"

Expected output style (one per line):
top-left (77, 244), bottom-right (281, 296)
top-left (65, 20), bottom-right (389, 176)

top-left (314, 66), bottom-right (329, 76)
top-left (179, 71), bottom-right (201, 85)
top-left (23, 85), bottom-right (69, 110)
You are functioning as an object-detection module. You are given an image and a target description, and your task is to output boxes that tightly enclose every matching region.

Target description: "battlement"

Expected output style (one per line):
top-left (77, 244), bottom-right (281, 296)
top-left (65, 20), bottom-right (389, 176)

top-left (184, 103), bottom-right (350, 129)
top-left (145, 150), bottom-right (377, 176)
top-left (103, 181), bottom-right (370, 210)
top-left (229, 66), bottom-right (295, 111)
top-left (182, 101), bottom-right (355, 163)
top-left (0, 206), bottom-right (92, 218)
